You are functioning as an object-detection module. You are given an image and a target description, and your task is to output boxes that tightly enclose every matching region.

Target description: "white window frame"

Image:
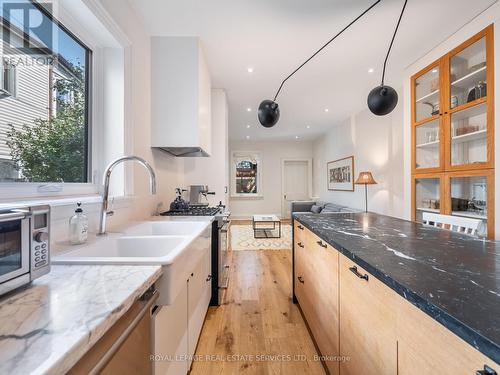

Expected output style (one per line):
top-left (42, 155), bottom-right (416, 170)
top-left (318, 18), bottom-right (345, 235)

top-left (231, 151), bottom-right (263, 198)
top-left (0, 62), bottom-right (16, 97)
top-left (0, 0), bottom-right (131, 202)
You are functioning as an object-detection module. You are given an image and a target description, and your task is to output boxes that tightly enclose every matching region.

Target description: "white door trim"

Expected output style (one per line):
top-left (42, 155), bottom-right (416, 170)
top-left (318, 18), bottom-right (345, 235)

top-left (281, 158), bottom-right (312, 218)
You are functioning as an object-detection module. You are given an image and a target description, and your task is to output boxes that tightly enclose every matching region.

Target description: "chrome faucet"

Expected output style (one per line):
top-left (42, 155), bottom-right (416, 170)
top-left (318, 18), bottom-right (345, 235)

top-left (98, 156), bottom-right (156, 235)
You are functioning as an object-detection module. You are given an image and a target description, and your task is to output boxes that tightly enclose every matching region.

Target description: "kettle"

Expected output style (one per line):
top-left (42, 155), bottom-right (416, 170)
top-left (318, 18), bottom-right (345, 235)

top-left (170, 188), bottom-right (189, 212)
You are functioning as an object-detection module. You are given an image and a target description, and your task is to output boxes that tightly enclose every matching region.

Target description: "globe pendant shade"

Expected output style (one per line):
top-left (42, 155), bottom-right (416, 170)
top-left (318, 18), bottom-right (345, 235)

top-left (367, 85), bottom-right (398, 116)
top-left (258, 100), bottom-right (280, 128)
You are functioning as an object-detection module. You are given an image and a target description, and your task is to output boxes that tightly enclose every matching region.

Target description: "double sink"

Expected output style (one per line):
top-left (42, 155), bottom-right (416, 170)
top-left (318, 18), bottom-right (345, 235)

top-left (53, 219), bottom-right (212, 304)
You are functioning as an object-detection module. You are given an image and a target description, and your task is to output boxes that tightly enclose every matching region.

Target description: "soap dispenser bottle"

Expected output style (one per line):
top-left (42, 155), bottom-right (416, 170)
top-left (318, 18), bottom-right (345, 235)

top-left (69, 202), bottom-right (89, 245)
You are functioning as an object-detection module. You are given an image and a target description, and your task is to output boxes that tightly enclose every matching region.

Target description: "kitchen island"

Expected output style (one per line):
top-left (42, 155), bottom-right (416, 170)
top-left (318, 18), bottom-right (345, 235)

top-left (293, 212), bottom-right (499, 374)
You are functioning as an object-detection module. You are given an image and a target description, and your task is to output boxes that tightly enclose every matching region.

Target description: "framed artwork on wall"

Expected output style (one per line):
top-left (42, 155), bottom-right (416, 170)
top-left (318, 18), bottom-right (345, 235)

top-left (327, 156), bottom-right (354, 191)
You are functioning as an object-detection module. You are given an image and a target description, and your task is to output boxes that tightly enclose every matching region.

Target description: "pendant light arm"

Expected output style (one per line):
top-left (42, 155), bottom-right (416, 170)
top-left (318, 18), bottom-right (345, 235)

top-left (272, 0), bottom-right (381, 102)
top-left (380, 0), bottom-right (408, 86)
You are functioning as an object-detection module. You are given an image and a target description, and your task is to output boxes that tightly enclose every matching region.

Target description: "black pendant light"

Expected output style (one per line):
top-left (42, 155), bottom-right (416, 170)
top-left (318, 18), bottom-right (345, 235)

top-left (258, 0), bottom-right (381, 128)
top-left (367, 0), bottom-right (408, 116)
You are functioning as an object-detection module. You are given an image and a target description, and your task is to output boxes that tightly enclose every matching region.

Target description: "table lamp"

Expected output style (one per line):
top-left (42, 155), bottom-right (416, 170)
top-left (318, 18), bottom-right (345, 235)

top-left (355, 171), bottom-right (377, 212)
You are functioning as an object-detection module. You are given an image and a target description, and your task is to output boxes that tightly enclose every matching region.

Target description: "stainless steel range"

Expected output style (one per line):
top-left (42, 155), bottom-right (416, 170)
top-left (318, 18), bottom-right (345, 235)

top-left (160, 205), bottom-right (229, 305)
top-left (163, 206), bottom-right (221, 216)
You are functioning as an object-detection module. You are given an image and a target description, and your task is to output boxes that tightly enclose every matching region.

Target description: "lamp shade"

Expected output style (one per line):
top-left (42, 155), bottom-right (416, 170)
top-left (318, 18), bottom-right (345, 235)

top-left (355, 171), bottom-right (377, 185)
top-left (367, 85), bottom-right (398, 116)
top-left (258, 100), bottom-right (280, 128)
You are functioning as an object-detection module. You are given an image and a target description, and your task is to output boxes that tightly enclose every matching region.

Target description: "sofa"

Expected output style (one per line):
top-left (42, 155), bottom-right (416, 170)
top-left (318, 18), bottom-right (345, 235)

top-left (290, 200), bottom-right (359, 220)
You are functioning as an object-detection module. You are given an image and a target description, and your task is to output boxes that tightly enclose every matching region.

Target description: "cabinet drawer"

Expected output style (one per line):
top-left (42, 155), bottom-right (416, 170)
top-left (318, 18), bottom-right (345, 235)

top-left (294, 220), bottom-right (306, 241)
top-left (339, 254), bottom-right (397, 375)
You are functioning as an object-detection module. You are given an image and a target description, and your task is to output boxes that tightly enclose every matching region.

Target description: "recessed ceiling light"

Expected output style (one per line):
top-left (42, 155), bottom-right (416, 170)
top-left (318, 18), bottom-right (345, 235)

top-left (295, 135), bottom-right (300, 139)
top-left (247, 67), bottom-right (254, 73)
top-left (324, 108), bottom-right (329, 113)
top-left (246, 124), bottom-right (251, 128)
top-left (432, 68), bottom-right (438, 73)
top-left (247, 108), bottom-right (252, 112)
top-left (306, 125), bottom-right (311, 129)
top-left (368, 68), bottom-right (374, 73)
top-left (246, 135), bottom-right (250, 140)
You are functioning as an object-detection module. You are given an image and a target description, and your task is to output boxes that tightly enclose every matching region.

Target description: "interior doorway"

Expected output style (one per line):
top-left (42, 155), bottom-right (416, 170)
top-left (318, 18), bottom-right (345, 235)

top-left (281, 159), bottom-right (312, 219)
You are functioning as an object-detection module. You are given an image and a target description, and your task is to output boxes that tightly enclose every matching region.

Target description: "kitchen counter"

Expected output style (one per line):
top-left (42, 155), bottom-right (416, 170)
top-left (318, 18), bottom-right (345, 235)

top-left (0, 264), bottom-right (162, 375)
top-left (293, 212), bottom-right (500, 364)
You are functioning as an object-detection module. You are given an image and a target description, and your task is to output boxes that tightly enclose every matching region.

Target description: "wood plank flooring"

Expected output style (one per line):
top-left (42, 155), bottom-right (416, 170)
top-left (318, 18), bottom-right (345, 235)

top-left (190, 250), bottom-right (325, 375)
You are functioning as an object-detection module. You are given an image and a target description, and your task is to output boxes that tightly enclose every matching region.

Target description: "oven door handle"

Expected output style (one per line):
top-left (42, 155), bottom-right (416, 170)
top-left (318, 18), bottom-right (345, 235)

top-left (0, 210), bottom-right (30, 223)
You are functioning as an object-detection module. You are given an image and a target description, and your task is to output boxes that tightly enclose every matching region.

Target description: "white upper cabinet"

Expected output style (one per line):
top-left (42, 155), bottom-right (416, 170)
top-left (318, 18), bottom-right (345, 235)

top-left (151, 37), bottom-right (212, 157)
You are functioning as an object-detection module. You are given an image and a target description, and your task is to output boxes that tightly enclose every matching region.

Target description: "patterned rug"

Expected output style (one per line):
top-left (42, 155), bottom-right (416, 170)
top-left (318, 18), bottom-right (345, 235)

top-left (230, 224), bottom-right (292, 251)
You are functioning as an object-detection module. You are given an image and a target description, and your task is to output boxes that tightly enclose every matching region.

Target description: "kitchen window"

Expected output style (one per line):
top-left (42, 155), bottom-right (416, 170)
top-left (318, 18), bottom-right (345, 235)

top-left (231, 152), bottom-right (262, 197)
top-left (0, 0), bottom-right (91, 185)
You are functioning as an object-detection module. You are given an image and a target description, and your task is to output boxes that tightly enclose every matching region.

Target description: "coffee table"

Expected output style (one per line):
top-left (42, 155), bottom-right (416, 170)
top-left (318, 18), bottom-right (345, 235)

top-left (252, 214), bottom-right (281, 238)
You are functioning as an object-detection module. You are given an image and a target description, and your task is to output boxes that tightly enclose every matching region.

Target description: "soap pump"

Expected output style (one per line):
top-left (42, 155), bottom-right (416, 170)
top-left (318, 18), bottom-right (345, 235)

top-left (69, 202), bottom-right (89, 245)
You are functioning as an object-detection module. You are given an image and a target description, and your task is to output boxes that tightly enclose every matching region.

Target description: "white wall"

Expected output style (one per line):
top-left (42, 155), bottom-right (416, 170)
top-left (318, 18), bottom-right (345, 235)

top-left (94, 0), bottom-right (185, 219)
top-left (46, 0), bottom-right (184, 246)
top-left (312, 102), bottom-right (405, 218)
top-left (229, 140), bottom-right (313, 219)
top-left (403, 3), bottom-right (500, 236)
top-left (182, 88), bottom-right (229, 207)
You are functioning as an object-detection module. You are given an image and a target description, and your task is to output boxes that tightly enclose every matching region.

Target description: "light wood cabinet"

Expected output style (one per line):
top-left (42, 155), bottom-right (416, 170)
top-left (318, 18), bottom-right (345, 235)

top-left (294, 225), bottom-right (339, 375)
top-left (293, 223), bottom-right (499, 375)
top-left (411, 25), bottom-right (495, 238)
top-left (339, 254), bottom-right (397, 375)
top-left (397, 296), bottom-right (498, 375)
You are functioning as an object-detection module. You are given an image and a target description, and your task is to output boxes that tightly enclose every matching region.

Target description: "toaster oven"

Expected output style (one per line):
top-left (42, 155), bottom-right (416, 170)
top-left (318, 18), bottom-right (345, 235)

top-left (0, 205), bottom-right (50, 296)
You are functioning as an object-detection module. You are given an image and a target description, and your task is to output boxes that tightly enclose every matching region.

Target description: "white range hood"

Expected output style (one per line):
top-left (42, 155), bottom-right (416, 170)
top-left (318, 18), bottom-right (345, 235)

top-left (151, 37), bottom-right (212, 157)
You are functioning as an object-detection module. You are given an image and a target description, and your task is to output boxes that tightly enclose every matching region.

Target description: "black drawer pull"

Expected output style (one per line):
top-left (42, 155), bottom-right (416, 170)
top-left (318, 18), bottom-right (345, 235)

top-left (297, 225), bottom-right (304, 230)
top-left (297, 276), bottom-right (304, 284)
top-left (349, 266), bottom-right (369, 281)
top-left (297, 242), bottom-right (304, 248)
top-left (477, 365), bottom-right (497, 375)
top-left (206, 275), bottom-right (212, 282)
top-left (316, 240), bottom-right (327, 248)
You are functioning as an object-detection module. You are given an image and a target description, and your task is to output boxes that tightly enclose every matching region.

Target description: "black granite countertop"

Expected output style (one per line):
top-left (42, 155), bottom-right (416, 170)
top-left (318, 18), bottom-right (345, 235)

top-left (293, 212), bottom-right (500, 364)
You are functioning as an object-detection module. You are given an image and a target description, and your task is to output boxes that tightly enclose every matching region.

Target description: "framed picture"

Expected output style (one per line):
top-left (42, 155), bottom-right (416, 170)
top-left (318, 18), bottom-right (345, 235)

top-left (327, 156), bottom-right (354, 191)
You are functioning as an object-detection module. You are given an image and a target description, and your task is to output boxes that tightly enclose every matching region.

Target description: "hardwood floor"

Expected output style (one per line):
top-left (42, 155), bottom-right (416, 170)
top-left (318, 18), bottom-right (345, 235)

top-left (190, 250), bottom-right (325, 375)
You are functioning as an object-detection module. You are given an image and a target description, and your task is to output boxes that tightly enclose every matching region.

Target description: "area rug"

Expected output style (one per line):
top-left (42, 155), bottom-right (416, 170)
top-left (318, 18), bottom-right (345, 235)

top-left (230, 224), bottom-right (292, 251)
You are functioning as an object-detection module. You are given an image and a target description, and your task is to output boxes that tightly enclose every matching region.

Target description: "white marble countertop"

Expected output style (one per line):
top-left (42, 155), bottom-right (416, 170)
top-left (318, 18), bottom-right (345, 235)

top-left (0, 264), bottom-right (162, 375)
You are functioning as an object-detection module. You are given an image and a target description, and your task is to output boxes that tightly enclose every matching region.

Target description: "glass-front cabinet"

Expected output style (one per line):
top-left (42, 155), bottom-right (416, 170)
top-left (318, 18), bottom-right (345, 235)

top-left (450, 103), bottom-right (487, 166)
top-left (450, 36), bottom-right (487, 109)
top-left (415, 65), bottom-right (441, 123)
top-left (447, 171), bottom-right (492, 238)
top-left (448, 30), bottom-right (492, 170)
top-left (411, 25), bottom-right (494, 238)
top-left (413, 177), bottom-right (442, 223)
top-left (415, 119), bottom-right (441, 170)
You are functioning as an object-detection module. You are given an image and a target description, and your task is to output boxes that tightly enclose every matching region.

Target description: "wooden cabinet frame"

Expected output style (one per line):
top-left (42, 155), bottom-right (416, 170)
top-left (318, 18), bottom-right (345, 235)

top-left (411, 173), bottom-right (446, 222)
top-left (444, 169), bottom-right (495, 238)
top-left (411, 25), bottom-right (495, 238)
top-left (411, 58), bottom-right (445, 175)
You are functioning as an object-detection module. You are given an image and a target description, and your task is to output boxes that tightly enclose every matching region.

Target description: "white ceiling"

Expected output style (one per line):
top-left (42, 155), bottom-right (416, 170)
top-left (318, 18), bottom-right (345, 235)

top-left (129, 0), bottom-right (497, 141)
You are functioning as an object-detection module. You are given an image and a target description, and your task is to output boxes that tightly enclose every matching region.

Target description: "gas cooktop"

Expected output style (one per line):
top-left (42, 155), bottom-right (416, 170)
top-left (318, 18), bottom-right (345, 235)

top-left (160, 206), bottom-right (222, 216)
